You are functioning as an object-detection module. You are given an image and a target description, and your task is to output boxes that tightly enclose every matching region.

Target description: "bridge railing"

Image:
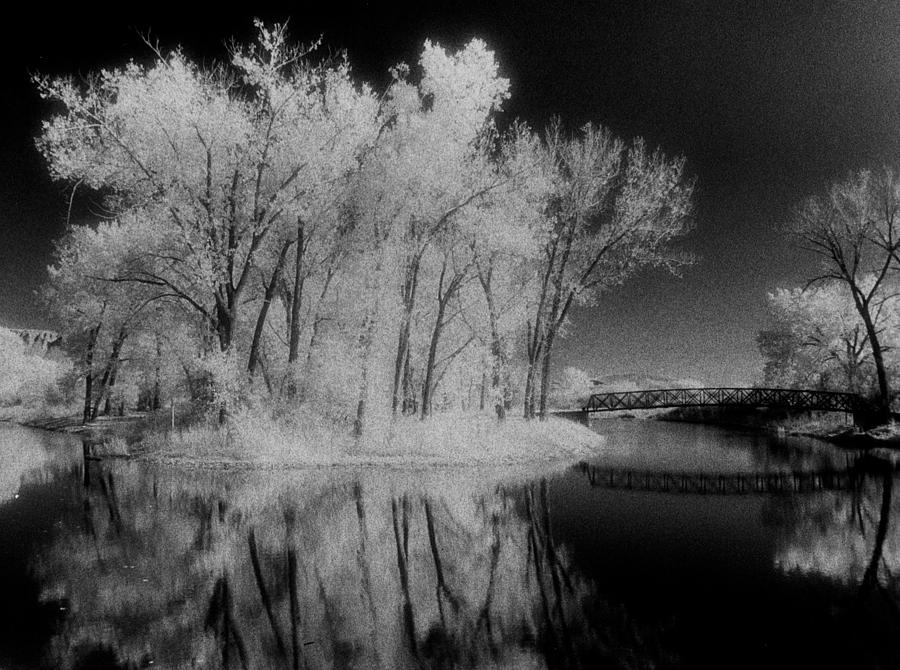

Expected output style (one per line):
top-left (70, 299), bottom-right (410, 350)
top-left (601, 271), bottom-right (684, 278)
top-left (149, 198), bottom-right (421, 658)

top-left (582, 387), bottom-right (867, 414)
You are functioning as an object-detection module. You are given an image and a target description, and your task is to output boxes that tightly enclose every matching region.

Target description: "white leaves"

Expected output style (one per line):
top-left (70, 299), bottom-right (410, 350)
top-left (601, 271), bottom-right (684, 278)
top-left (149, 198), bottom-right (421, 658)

top-left (419, 38), bottom-right (510, 140)
top-left (36, 21), bottom-right (699, 417)
top-left (757, 281), bottom-right (894, 392)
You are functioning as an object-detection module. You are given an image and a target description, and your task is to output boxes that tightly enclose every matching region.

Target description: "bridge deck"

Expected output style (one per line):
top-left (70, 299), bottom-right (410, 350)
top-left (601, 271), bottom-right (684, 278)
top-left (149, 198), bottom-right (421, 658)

top-left (583, 387), bottom-right (865, 414)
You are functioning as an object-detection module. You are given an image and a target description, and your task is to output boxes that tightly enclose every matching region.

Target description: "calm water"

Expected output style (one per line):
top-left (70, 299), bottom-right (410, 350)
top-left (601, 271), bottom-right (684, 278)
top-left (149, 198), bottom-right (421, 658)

top-left (0, 419), bottom-right (898, 669)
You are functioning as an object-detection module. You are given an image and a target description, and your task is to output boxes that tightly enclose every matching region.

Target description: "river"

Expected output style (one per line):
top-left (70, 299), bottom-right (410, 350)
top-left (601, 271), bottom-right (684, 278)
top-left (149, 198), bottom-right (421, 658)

top-left (0, 419), bottom-right (897, 669)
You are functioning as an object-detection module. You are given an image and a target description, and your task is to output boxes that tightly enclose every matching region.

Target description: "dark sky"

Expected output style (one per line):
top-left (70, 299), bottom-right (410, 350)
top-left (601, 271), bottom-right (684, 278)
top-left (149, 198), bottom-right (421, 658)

top-left (2, 1), bottom-right (900, 385)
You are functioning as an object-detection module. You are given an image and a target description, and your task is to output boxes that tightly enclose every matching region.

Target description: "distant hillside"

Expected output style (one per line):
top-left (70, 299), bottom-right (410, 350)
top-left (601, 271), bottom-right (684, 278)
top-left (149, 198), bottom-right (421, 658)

top-left (589, 373), bottom-right (706, 392)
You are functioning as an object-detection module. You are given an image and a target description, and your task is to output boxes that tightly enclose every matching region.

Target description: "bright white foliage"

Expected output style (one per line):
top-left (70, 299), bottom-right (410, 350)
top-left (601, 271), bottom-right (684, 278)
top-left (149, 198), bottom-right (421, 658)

top-left (758, 280), bottom-right (900, 393)
top-left (0, 328), bottom-right (70, 406)
top-left (36, 23), bottom-right (694, 434)
top-left (419, 38), bottom-right (510, 138)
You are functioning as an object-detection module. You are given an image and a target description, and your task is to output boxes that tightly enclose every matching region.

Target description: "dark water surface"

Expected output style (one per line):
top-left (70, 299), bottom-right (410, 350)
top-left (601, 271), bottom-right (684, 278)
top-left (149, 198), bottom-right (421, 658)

top-left (0, 419), bottom-right (898, 669)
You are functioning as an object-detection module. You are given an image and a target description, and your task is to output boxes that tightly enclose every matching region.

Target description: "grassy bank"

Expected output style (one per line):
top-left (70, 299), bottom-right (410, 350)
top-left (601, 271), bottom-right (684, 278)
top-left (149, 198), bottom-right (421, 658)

top-left (6, 404), bottom-right (607, 467)
top-left (0, 401), bottom-right (80, 427)
top-left (142, 410), bottom-right (606, 467)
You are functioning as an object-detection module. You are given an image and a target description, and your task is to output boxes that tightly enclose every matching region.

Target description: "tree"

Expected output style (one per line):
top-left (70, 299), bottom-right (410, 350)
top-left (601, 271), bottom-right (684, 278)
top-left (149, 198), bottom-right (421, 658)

top-left (45, 220), bottom-right (173, 422)
top-left (343, 37), bottom-right (514, 429)
top-left (757, 283), bottom-right (884, 393)
top-left (525, 123), bottom-right (694, 419)
top-left (549, 366), bottom-right (593, 409)
top-left (37, 23), bottom-right (378, 365)
top-left (467, 126), bottom-right (547, 419)
top-left (793, 168), bottom-right (900, 421)
top-left (360, 39), bottom-right (512, 418)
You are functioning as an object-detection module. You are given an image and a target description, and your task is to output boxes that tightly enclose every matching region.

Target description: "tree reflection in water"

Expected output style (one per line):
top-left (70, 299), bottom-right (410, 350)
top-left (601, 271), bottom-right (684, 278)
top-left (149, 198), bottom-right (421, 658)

top-left (36, 461), bottom-right (668, 669)
top-left (773, 460), bottom-right (900, 666)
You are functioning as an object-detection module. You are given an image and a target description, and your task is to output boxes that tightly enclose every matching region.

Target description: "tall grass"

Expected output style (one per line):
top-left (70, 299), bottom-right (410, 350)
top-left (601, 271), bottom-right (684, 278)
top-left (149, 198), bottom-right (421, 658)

top-left (139, 406), bottom-right (605, 467)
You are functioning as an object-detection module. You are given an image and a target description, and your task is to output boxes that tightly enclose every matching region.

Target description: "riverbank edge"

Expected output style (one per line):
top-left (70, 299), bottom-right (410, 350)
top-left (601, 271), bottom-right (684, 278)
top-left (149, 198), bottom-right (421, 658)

top-left (652, 408), bottom-right (900, 451)
top-left (0, 410), bottom-right (608, 468)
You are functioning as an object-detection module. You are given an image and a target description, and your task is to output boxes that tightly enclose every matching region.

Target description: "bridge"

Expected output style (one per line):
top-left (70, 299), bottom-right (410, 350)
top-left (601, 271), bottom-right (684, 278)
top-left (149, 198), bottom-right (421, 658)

top-left (580, 387), bottom-right (873, 426)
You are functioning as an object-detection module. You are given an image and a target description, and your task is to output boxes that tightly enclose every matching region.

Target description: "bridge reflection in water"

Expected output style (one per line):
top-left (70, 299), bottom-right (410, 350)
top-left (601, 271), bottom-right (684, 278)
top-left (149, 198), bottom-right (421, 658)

top-left (578, 462), bottom-right (856, 495)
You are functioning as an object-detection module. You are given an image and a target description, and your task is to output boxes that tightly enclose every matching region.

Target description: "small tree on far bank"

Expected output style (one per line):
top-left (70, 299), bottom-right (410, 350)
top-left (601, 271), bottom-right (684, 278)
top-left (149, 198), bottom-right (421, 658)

top-left (792, 168), bottom-right (900, 422)
top-left (757, 283), bottom-right (881, 394)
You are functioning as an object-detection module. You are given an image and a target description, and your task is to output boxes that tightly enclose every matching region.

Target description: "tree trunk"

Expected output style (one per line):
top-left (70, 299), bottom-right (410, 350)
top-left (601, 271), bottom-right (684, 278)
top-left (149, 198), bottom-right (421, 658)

top-left (303, 266), bottom-right (337, 375)
top-left (102, 359), bottom-right (119, 417)
top-left (249, 240), bottom-right (293, 378)
top-left (421, 310), bottom-right (444, 418)
top-left (479, 270), bottom-right (507, 420)
top-left (537, 290), bottom-right (576, 421)
top-left (215, 300), bottom-right (235, 353)
top-left (401, 347), bottom-right (414, 415)
top-left (524, 320), bottom-right (544, 420)
top-left (479, 370), bottom-right (486, 412)
top-left (81, 323), bottom-right (101, 425)
top-left (353, 247), bottom-right (385, 440)
top-left (421, 262), bottom-right (464, 419)
top-left (152, 335), bottom-right (162, 411)
top-left (392, 326), bottom-right (410, 416)
top-left (524, 237), bottom-right (559, 420)
top-left (524, 361), bottom-right (536, 419)
top-left (354, 312), bottom-right (377, 438)
top-left (421, 292), bottom-right (448, 419)
top-left (488, 322), bottom-right (506, 420)
top-left (857, 300), bottom-right (892, 422)
top-left (538, 328), bottom-right (557, 420)
top-left (288, 221), bottom-right (305, 364)
top-left (91, 326), bottom-right (127, 421)
top-left (392, 255), bottom-right (421, 416)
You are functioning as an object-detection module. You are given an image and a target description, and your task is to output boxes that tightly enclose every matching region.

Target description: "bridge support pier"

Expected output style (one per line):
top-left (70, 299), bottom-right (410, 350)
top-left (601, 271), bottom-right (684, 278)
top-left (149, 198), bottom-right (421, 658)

top-left (853, 409), bottom-right (884, 431)
top-left (553, 409), bottom-right (590, 426)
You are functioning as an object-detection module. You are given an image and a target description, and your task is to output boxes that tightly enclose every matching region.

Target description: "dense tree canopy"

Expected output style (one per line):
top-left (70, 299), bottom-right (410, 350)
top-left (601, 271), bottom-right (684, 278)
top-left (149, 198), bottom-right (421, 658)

top-left (36, 23), bottom-right (694, 436)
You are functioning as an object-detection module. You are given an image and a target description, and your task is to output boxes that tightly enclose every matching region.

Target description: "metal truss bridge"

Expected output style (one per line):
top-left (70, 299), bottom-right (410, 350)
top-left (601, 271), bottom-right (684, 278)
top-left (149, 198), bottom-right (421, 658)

top-left (582, 387), bottom-right (867, 417)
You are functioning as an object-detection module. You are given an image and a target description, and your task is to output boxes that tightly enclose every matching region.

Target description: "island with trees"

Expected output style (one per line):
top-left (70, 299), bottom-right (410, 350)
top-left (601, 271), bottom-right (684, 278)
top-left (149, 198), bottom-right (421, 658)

top-left (0, 23), bottom-right (694, 464)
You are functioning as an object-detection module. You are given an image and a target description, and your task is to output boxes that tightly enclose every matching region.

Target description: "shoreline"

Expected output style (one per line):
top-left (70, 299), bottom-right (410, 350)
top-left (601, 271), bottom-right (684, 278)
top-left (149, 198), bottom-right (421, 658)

top-left (652, 410), bottom-right (900, 451)
top-left (2, 410), bottom-right (608, 468)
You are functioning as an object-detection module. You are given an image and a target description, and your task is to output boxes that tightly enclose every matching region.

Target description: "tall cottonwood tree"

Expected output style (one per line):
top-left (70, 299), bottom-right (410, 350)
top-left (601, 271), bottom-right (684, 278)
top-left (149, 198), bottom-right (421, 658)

top-left (365, 39), bottom-right (512, 417)
top-left (525, 123), bottom-right (694, 419)
top-left (467, 127), bottom-right (548, 419)
top-left (793, 168), bottom-right (900, 421)
top-left (344, 38), bottom-right (513, 428)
